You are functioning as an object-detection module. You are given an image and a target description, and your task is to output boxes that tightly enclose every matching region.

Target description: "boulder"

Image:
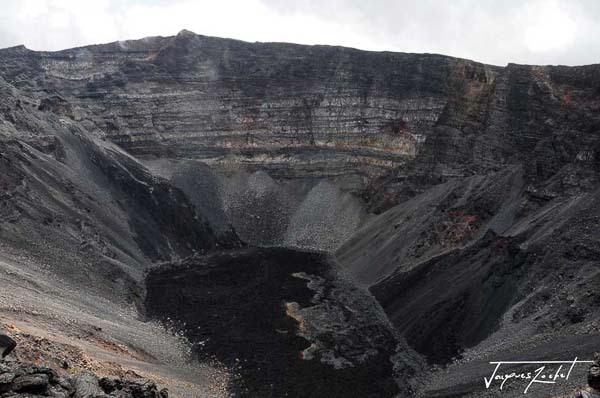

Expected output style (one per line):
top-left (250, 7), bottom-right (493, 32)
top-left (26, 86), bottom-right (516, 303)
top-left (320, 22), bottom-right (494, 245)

top-left (0, 335), bottom-right (16, 359)
top-left (0, 360), bottom-right (168, 398)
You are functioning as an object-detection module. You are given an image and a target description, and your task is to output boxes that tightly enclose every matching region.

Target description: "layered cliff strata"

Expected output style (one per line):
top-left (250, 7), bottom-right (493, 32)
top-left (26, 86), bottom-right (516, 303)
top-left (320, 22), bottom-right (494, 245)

top-left (0, 31), bottom-right (496, 184)
top-left (2, 30), bottom-right (599, 209)
top-left (0, 75), bottom-right (235, 397)
top-left (2, 31), bottom-right (600, 397)
top-left (4, 30), bottom-right (599, 249)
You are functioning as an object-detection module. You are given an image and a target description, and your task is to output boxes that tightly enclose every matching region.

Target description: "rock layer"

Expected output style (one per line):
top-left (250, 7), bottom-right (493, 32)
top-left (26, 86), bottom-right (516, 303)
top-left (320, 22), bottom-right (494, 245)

top-left (0, 31), bottom-right (494, 184)
top-left (2, 31), bottom-right (600, 398)
top-left (1, 32), bottom-right (599, 196)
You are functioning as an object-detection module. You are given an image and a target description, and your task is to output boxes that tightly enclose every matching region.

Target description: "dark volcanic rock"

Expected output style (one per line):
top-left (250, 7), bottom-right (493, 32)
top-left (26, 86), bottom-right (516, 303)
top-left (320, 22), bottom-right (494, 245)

top-left (372, 230), bottom-right (528, 364)
top-left (87, 146), bottom-right (241, 261)
top-left (0, 361), bottom-right (168, 398)
top-left (145, 247), bottom-right (424, 397)
top-left (0, 31), bottom-right (494, 184)
top-left (0, 75), bottom-right (240, 305)
top-left (2, 31), bottom-right (600, 398)
top-left (337, 166), bottom-right (525, 287)
top-left (2, 32), bottom-right (599, 201)
top-left (0, 335), bottom-right (16, 359)
top-left (37, 95), bottom-right (74, 119)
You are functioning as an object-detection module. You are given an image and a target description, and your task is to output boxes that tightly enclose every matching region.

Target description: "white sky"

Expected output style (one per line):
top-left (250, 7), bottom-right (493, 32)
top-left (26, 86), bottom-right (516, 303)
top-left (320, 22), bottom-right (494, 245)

top-left (1, 0), bottom-right (599, 66)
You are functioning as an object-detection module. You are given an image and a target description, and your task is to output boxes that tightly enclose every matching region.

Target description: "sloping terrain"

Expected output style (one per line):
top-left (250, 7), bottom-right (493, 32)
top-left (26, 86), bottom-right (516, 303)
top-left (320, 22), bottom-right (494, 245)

top-left (1, 31), bottom-right (600, 397)
top-left (0, 31), bottom-right (456, 179)
top-left (144, 159), bottom-right (366, 251)
top-left (337, 166), bottom-right (525, 286)
top-left (339, 140), bottom-right (600, 396)
top-left (339, 132), bottom-right (600, 395)
top-left (145, 248), bottom-right (424, 397)
top-left (0, 76), bottom-right (238, 396)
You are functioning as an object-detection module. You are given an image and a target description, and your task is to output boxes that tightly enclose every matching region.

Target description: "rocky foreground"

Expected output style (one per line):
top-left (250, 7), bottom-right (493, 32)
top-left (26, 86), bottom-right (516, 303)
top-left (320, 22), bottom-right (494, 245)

top-left (0, 360), bottom-right (168, 398)
top-left (1, 30), bottom-right (600, 397)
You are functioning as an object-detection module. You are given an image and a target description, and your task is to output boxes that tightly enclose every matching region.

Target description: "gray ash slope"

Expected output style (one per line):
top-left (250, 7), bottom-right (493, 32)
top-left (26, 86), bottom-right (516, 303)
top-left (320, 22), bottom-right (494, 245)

top-left (0, 73), bottom-right (241, 396)
top-left (1, 30), bottom-right (600, 397)
top-left (0, 56), bottom-right (423, 396)
top-left (0, 74), bottom-right (240, 303)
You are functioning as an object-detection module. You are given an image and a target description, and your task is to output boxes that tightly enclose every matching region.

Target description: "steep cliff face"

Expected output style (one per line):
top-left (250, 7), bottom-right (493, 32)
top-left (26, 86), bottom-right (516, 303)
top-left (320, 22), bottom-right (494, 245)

top-left (2, 31), bottom-right (599, 203)
top-left (0, 74), bottom-right (238, 293)
top-left (3, 31), bottom-right (599, 237)
top-left (0, 75), bottom-right (241, 396)
top-left (0, 31), bottom-right (496, 183)
top-left (2, 32), bottom-right (600, 397)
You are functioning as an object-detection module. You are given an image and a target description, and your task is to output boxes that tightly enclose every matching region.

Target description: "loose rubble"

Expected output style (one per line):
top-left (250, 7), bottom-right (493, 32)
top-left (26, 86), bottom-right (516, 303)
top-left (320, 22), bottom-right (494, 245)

top-left (0, 360), bottom-right (168, 398)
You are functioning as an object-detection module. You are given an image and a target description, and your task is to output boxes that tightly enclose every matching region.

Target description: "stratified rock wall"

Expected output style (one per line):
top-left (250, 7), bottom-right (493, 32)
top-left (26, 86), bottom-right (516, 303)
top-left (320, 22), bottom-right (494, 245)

top-left (3, 32), bottom-right (599, 205)
top-left (0, 74), bottom-right (240, 304)
top-left (2, 33), bottom-right (600, 397)
top-left (0, 31), bottom-right (498, 184)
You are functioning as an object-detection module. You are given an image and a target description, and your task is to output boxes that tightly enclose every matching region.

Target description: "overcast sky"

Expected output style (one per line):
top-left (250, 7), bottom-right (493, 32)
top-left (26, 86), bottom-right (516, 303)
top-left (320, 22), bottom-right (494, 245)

top-left (1, 0), bottom-right (599, 66)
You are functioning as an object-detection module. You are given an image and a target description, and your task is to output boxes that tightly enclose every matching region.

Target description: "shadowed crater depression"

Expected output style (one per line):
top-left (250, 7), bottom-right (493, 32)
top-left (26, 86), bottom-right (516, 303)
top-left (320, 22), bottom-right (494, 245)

top-left (144, 247), bottom-right (423, 397)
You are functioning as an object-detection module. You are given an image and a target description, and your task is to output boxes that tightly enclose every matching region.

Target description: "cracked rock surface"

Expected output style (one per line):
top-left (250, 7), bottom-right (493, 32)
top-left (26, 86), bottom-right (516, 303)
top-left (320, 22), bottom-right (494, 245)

top-left (0, 361), bottom-right (168, 398)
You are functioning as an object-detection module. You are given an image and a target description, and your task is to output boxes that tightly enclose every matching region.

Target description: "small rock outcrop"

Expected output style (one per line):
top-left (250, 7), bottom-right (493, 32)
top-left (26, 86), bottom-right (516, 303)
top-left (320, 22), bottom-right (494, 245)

top-left (589, 353), bottom-right (600, 391)
top-left (37, 95), bottom-right (74, 119)
top-left (0, 361), bottom-right (168, 398)
top-left (0, 336), bottom-right (16, 359)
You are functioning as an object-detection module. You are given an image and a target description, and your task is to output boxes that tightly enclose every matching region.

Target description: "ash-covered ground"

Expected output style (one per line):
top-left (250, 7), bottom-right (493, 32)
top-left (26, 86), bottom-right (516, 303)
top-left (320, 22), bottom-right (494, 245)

top-left (1, 30), bottom-right (600, 398)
